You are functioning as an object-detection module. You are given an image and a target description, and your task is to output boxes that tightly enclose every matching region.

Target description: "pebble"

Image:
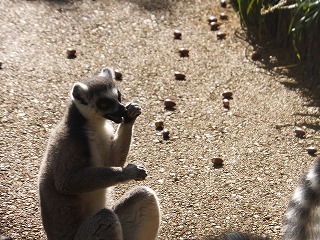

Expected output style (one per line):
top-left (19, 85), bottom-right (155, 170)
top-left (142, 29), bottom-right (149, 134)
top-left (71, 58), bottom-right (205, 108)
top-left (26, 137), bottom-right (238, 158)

top-left (295, 127), bottom-right (306, 136)
top-left (174, 30), bottom-right (182, 39)
top-left (174, 71), bottom-right (186, 80)
top-left (306, 146), bottom-right (317, 154)
top-left (179, 48), bottom-right (189, 57)
top-left (114, 69), bottom-right (122, 80)
top-left (164, 99), bottom-right (176, 108)
top-left (66, 48), bottom-right (76, 58)
top-left (0, 62), bottom-right (2, 69)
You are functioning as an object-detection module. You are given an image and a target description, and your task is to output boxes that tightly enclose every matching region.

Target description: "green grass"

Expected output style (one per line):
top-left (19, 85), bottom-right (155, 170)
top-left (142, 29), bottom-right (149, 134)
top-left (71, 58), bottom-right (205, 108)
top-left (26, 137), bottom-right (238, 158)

top-left (231, 0), bottom-right (320, 60)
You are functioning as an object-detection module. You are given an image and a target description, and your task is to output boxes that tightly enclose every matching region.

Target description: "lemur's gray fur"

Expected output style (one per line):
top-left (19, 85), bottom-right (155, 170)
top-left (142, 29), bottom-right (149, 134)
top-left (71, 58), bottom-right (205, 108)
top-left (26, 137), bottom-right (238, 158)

top-left (38, 68), bottom-right (160, 240)
top-left (283, 157), bottom-right (320, 240)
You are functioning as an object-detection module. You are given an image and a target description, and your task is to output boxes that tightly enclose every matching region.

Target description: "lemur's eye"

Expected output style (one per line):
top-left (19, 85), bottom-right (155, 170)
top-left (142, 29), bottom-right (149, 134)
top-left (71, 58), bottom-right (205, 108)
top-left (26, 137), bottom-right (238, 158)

top-left (96, 98), bottom-right (112, 110)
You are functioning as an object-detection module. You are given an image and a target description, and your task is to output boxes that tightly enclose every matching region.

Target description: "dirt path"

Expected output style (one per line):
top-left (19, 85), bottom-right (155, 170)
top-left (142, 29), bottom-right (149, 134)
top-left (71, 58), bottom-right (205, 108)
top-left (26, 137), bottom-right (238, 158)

top-left (1, 0), bottom-right (320, 239)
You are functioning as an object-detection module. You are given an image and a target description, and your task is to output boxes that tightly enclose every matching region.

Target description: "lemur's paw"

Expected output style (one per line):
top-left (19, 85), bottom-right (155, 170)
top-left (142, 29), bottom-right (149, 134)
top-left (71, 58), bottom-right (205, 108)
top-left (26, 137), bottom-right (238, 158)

top-left (124, 103), bottom-right (141, 123)
top-left (123, 164), bottom-right (147, 181)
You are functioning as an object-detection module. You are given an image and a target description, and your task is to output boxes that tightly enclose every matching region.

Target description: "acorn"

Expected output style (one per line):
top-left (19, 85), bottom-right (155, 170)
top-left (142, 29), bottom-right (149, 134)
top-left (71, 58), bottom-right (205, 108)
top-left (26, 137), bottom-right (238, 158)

top-left (306, 146), bottom-right (317, 155)
top-left (114, 69), bottom-right (122, 80)
top-left (179, 48), bottom-right (189, 57)
top-left (155, 120), bottom-right (164, 130)
top-left (295, 127), bottom-right (306, 136)
top-left (220, 0), bottom-right (227, 8)
top-left (210, 22), bottom-right (220, 31)
top-left (164, 99), bottom-right (176, 108)
top-left (208, 16), bottom-right (218, 24)
top-left (174, 30), bottom-right (182, 39)
top-left (220, 12), bottom-right (228, 20)
top-left (212, 157), bottom-right (224, 165)
top-left (66, 48), bottom-right (76, 59)
top-left (223, 99), bottom-right (230, 108)
top-left (162, 128), bottom-right (170, 139)
top-left (174, 71), bottom-right (186, 80)
top-left (217, 32), bottom-right (226, 40)
top-left (251, 51), bottom-right (261, 61)
top-left (222, 90), bottom-right (233, 99)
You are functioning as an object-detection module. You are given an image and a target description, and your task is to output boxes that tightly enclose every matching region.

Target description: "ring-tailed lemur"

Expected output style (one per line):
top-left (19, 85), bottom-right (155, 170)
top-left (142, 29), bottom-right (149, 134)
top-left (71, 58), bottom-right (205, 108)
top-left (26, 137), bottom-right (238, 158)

top-left (283, 157), bottom-right (320, 240)
top-left (38, 67), bottom-right (160, 240)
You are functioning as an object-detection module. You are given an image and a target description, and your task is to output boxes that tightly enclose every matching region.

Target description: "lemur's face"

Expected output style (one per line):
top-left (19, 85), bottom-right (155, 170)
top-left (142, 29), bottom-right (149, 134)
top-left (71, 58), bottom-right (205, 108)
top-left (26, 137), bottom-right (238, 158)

top-left (71, 68), bottom-right (127, 123)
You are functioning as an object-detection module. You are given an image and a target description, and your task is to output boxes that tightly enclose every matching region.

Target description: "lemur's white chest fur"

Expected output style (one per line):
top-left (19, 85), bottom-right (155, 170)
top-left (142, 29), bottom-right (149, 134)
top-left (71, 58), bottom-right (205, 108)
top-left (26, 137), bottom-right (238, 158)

top-left (85, 120), bottom-right (114, 167)
top-left (82, 120), bottom-right (115, 216)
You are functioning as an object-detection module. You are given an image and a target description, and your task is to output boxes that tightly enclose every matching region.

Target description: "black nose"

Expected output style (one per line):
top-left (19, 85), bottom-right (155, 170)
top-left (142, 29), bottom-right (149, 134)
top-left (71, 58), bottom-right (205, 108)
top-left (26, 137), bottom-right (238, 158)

top-left (118, 104), bottom-right (127, 115)
top-left (102, 103), bottom-right (127, 123)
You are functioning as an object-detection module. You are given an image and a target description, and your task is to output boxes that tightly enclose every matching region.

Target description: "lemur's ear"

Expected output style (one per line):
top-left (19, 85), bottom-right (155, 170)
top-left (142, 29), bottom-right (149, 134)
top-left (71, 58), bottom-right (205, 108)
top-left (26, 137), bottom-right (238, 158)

top-left (71, 82), bottom-right (89, 105)
top-left (99, 67), bottom-right (115, 80)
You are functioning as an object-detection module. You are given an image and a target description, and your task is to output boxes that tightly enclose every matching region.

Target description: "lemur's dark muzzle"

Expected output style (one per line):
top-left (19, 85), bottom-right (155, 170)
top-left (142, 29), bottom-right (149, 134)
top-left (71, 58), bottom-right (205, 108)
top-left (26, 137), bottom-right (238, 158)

top-left (103, 104), bottom-right (127, 124)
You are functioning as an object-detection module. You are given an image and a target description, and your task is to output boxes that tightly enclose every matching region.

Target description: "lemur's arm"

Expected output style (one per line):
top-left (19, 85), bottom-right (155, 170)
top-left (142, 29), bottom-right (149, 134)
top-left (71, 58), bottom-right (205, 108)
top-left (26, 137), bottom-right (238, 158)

top-left (55, 164), bottom-right (146, 194)
top-left (110, 103), bottom-right (141, 167)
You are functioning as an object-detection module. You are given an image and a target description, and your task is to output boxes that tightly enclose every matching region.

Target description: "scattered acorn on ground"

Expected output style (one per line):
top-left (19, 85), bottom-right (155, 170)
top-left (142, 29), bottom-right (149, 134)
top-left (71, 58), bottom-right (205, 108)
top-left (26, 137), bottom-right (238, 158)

top-left (174, 71), bottom-right (186, 80)
top-left (212, 157), bottom-right (224, 166)
top-left (220, 0), bottom-right (227, 8)
top-left (223, 99), bottom-right (230, 108)
top-left (162, 128), bottom-right (170, 139)
top-left (220, 12), bottom-right (228, 20)
top-left (114, 69), bottom-right (122, 80)
top-left (251, 51), bottom-right (261, 61)
top-left (155, 120), bottom-right (164, 130)
top-left (164, 99), bottom-right (176, 108)
top-left (295, 127), bottom-right (306, 137)
top-left (174, 30), bottom-right (182, 40)
top-left (208, 16), bottom-right (218, 24)
top-left (210, 22), bottom-right (220, 31)
top-left (222, 90), bottom-right (233, 99)
top-left (306, 146), bottom-right (317, 155)
top-left (66, 48), bottom-right (76, 59)
top-left (179, 48), bottom-right (189, 57)
top-left (217, 31), bottom-right (226, 40)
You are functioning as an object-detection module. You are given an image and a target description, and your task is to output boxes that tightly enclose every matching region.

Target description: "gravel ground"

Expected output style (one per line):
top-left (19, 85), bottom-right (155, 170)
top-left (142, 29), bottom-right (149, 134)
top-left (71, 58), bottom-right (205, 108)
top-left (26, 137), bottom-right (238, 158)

top-left (1, 0), bottom-right (320, 239)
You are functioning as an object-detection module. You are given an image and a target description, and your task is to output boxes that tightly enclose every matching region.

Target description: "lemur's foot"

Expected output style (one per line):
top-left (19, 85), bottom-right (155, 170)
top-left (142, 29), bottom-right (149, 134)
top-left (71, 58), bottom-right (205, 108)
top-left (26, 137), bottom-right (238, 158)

top-left (124, 103), bottom-right (141, 123)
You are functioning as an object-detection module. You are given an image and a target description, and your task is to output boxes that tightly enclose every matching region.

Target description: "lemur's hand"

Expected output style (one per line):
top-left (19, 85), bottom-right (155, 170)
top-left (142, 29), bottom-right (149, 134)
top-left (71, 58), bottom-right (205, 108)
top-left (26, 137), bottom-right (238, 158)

top-left (123, 164), bottom-right (147, 181)
top-left (123, 103), bottom-right (141, 123)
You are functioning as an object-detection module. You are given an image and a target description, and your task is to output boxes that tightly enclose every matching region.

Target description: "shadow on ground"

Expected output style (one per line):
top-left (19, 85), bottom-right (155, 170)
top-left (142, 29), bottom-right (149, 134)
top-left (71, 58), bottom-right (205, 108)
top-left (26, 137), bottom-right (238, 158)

top-left (235, 29), bottom-right (320, 127)
top-left (41, 0), bottom-right (173, 12)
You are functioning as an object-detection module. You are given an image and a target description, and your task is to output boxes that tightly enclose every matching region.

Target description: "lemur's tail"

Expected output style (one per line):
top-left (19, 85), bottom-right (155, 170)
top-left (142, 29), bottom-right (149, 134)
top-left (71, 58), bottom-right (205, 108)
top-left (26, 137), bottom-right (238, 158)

top-left (283, 157), bottom-right (320, 240)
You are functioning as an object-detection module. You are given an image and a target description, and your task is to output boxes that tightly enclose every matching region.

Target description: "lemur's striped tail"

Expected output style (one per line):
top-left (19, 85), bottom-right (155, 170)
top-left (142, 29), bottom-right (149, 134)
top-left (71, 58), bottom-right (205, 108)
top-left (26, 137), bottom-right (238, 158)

top-left (283, 157), bottom-right (320, 240)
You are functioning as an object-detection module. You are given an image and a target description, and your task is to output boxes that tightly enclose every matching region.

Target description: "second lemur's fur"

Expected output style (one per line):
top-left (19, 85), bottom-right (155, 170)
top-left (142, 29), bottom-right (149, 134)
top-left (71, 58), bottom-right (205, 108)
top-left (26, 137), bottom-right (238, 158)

top-left (38, 68), bottom-right (160, 240)
top-left (202, 158), bottom-right (320, 240)
top-left (283, 157), bottom-right (320, 240)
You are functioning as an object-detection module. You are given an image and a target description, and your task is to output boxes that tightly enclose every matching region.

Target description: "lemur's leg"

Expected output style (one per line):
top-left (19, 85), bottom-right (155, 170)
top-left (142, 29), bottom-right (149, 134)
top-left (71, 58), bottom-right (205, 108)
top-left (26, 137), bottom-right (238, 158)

top-left (112, 186), bottom-right (161, 240)
top-left (74, 208), bottom-right (123, 240)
